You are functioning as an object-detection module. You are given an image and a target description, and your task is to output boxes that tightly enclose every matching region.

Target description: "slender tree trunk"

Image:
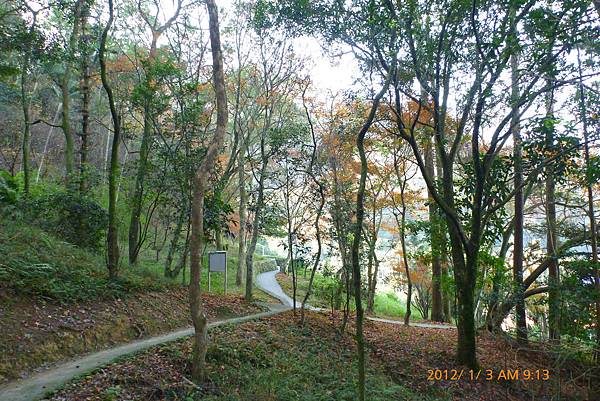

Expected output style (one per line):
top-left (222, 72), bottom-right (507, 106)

top-left (245, 144), bottom-right (267, 300)
top-left (426, 138), bottom-right (443, 322)
top-left (79, 46), bottom-right (90, 192)
top-left (577, 48), bottom-right (599, 359)
top-left (99, 0), bottom-right (120, 279)
top-left (350, 80), bottom-right (388, 401)
top-left (20, 61), bottom-right (32, 195)
top-left (189, 0), bottom-right (228, 383)
top-left (301, 181), bottom-right (324, 324)
top-left (60, 0), bottom-right (83, 187)
top-left (236, 138), bottom-right (247, 286)
top-left (367, 249), bottom-right (379, 314)
top-left (435, 153), bottom-right (451, 323)
top-left (510, 10), bottom-right (527, 342)
top-left (61, 76), bottom-right (75, 185)
top-left (128, 112), bottom-right (151, 264)
top-left (165, 208), bottom-right (185, 277)
top-left (128, 1), bottom-right (182, 263)
top-left (545, 83), bottom-right (560, 342)
top-left (401, 210), bottom-right (412, 326)
top-left (365, 233), bottom-right (376, 314)
top-left (78, 1), bottom-right (90, 193)
top-left (129, 34), bottom-right (158, 265)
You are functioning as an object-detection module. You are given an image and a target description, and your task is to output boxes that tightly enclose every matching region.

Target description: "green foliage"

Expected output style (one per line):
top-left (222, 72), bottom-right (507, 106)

top-left (374, 292), bottom-right (405, 318)
top-left (523, 116), bottom-right (581, 184)
top-left (559, 259), bottom-right (599, 342)
top-left (25, 190), bottom-right (108, 251)
top-left (455, 154), bottom-right (512, 247)
top-left (312, 273), bottom-right (342, 308)
top-left (0, 170), bottom-right (20, 205)
top-left (0, 221), bottom-right (172, 303)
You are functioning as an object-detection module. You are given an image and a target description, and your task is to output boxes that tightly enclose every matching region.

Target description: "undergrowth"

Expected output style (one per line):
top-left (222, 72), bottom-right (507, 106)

top-left (0, 221), bottom-right (174, 303)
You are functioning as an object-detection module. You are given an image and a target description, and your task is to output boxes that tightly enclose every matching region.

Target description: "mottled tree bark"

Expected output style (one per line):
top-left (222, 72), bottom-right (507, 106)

top-left (189, 0), bottom-right (228, 382)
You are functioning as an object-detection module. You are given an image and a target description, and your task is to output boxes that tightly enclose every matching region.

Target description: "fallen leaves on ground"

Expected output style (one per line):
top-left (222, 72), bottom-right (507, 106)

top-left (45, 311), bottom-right (597, 401)
top-left (0, 288), bottom-right (265, 384)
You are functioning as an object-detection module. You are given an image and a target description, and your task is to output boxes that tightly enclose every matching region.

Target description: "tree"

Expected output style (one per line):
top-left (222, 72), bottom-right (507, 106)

top-left (56, 0), bottom-right (84, 187)
top-left (98, 0), bottom-right (120, 279)
top-left (18, 1), bottom-right (45, 195)
top-left (299, 84), bottom-right (327, 325)
top-left (510, 5), bottom-right (527, 342)
top-left (263, 0), bottom-right (597, 369)
top-left (243, 35), bottom-right (303, 301)
top-left (188, 0), bottom-right (228, 382)
top-left (128, 0), bottom-right (182, 265)
top-left (576, 46), bottom-right (599, 358)
top-left (350, 76), bottom-right (391, 401)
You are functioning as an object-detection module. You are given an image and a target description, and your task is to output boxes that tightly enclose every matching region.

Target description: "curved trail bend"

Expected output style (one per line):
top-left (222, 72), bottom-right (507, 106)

top-left (0, 269), bottom-right (451, 401)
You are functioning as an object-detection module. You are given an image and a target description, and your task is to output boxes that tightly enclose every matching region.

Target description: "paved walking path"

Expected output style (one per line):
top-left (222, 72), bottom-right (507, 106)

top-left (255, 269), bottom-right (454, 329)
top-left (1, 270), bottom-right (452, 401)
top-left (0, 305), bottom-right (289, 401)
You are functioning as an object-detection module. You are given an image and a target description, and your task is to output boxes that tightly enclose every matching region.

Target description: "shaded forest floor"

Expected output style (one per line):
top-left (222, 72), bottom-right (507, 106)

top-left (0, 289), bottom-right (266, 384)
top-left (46, 311), bottom-right (596, 401)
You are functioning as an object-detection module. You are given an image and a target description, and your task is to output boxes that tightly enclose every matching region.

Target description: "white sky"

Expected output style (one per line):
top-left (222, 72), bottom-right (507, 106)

top-left (154, 0), bottom-right (360, 95)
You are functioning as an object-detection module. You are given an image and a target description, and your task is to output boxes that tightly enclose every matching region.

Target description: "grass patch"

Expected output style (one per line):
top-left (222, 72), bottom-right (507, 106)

top-left (277, 272), bottom-right (424, 321)
top-left (373, 292), bottom-right (424, 321)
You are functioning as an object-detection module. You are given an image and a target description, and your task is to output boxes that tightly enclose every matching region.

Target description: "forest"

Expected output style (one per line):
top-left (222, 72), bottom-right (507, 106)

top-left (0, 0), bottom-right (599, 400)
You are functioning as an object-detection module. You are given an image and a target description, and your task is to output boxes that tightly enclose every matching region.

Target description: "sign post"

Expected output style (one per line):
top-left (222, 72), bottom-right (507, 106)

top-left (208, 251), bottom-right (227, 294)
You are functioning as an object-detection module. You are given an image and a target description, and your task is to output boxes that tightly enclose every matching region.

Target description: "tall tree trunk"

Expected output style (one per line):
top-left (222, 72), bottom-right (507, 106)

top-left (245, 142), bottom-right (267, 301)
top-left (61, 0), bottom-right (84, 187)
top-left (400, 210), bottom-right (412, 326)
top-left (99, 0), bottom-right (120, 279)
top-left (129, 41), bottom-right (156, 266)
top-left (435, 150), bottom-right (451, 322)
top-left (510, 9), bottom-right (527, 342)
top-left (366, 246), bottom-right (379, 314)
top-left (545, 83), bottom-right (560, 342)
top-left (442, 163), bottom-right (477, 368)
top-left (300, 89), bottom-right (325, 325)
top-left (61, 77), bottom-right (75, 185)
top-left (300, 181), bottom-right (325, 324)
top-left (577, 48), bottom-right (599, 359)
top-left (20, 60), bottom-right (32, 195)
top-left (350, 80), bottom-right (388, 401)
top-left (189, 0), bottom-right (227, 383)
top-left (129, 2), bottom-right (182, 265)
top-left (426, 137), bottom-right (443, 322)
top-left (165, 208), bottom-right (185, 277)
top-left (236, 137), bottom-right (247, 286)
top-left (19, 6), bottom-right (40, 196)
top-left (79, 7), bottom-right (90, 194)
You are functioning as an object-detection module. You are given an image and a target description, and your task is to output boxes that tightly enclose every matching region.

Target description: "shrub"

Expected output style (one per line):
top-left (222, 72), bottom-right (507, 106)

top-left (26, 190), bottom-right (108, 251)
top-left (0, 170), bottom-right (19, 205)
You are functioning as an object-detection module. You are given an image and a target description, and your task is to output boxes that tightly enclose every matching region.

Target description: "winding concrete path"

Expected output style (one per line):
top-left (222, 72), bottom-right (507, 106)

top-left (0, 304), bottom-right (289, 401)
top-left (1, 270), bottom-right (452, 401)
top-left (255, 269), bottom-right (454, 329)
